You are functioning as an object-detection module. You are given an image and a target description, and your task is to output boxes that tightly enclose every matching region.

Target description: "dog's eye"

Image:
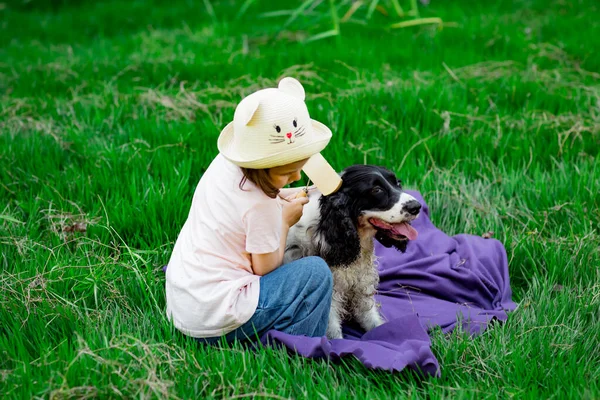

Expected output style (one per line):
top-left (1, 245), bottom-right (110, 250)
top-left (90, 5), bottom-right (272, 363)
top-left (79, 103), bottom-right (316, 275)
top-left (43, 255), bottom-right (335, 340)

top-left (372, 187), bottom-right (383, 195)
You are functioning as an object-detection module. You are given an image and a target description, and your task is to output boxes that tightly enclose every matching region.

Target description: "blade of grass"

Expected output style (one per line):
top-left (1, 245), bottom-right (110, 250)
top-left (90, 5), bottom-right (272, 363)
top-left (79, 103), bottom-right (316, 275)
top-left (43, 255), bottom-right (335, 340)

top-left (341, 1), bottom-right (364, 23)
top-left (366, 0), bottom-right (380, 19)
top-left (304, 29), bottom-right (339, 42)
top-left (329, 0), bottom-right (341, 33)
top-left (389, 0), bottom-right (405, 17)
top-left (258, 10), bottom-right (296, 18)
top-left (409, 0), bottom-right (420, 18)
top-left (235, 0), bottom-right (256, 20)
top-left (283, 0), bottom-right (317, 29)
top-left (202, 0), bottom-right (217, 23)
top-left (0, 214), bottom-right (24, 224)
top-left (389, 17), bottom-right (443, 29)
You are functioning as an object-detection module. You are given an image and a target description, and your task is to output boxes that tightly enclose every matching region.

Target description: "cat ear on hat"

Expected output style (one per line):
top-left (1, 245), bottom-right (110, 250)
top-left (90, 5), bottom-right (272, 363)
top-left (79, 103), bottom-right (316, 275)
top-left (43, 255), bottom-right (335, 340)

top-left (278, 77), bottom-right (305, 101)
top-left (237, 95), bottom-right (261, 126)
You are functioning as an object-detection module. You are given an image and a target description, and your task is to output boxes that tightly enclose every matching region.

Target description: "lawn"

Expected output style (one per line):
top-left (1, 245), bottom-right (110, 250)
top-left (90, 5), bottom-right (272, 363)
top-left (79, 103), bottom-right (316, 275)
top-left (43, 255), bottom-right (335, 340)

top-left (1, 0), bottom-right (599, 398)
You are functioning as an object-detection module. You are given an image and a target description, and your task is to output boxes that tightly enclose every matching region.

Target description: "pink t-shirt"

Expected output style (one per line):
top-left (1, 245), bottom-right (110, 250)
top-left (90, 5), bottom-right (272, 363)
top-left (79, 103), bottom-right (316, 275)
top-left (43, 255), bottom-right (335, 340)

top-left (165, 154), bottom-right (282, 338)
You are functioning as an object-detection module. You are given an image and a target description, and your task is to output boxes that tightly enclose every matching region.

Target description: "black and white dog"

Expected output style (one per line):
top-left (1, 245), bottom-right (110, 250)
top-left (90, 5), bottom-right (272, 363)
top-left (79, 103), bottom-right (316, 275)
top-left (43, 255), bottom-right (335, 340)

top-left (284, 165), bottom-right (421, 339)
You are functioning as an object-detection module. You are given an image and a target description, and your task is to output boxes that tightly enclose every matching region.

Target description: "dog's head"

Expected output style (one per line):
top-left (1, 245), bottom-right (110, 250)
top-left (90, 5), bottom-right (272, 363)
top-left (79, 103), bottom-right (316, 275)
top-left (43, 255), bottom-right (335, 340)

top-left (315, 165), bottom-right (421, 266)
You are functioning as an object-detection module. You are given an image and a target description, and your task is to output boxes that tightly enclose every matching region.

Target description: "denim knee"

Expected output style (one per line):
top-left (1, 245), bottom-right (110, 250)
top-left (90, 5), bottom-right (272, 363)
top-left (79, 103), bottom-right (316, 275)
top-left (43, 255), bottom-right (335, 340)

top-left (301, 256), bottom-right (332, 293)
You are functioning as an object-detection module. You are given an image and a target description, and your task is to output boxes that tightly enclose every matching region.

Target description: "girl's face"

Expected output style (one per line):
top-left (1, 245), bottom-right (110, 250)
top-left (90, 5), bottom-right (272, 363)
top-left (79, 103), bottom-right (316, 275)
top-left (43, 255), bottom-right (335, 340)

top-left (268, 159), bottom-right (308, 189)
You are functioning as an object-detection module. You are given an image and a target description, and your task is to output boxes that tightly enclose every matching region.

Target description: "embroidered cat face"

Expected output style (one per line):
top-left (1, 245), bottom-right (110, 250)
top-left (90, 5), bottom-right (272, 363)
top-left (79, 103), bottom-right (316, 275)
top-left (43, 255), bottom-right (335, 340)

top-left (269, 117), bottom-right (307, 145)
top-left (231, 77), bottom-right (313, 157)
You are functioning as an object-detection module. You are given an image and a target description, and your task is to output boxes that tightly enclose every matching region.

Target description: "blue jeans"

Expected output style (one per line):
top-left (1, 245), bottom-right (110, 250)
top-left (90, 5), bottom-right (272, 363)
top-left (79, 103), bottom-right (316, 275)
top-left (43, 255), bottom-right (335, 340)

top-left (202, 256), bottom-right (333, 344)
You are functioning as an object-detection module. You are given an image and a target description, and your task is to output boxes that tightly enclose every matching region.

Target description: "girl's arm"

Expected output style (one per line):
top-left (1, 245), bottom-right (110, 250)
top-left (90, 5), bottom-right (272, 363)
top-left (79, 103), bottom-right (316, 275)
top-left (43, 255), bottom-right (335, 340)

top-left (250, 196), bottom-right (309, 276)
top-left (251, 224), bottom-right (290, 276)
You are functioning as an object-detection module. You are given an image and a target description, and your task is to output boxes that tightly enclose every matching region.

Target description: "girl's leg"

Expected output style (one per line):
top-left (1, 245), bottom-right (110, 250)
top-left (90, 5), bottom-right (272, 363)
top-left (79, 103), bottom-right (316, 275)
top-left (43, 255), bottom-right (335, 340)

top-left (204, 256), bottom-right (332, 344)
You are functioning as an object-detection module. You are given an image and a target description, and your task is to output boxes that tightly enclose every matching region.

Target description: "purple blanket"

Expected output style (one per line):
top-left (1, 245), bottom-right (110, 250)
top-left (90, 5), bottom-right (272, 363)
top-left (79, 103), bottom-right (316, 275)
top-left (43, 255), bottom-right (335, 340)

top-left (261, 191), bottom-right (517, 377)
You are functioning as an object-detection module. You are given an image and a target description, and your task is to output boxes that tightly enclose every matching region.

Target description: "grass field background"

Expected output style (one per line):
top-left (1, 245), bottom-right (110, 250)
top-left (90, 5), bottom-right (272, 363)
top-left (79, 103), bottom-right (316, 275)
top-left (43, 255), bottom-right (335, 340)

top-left (1, 0), bottom-right (599, 398)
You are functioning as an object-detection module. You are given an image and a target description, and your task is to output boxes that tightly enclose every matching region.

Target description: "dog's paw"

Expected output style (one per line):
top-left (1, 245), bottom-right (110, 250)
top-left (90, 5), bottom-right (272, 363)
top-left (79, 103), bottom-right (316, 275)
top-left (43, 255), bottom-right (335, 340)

top-left (326, 326), bottom-right (343, 339)
top-left (370, 314), bottom-right (386, 330)
top-left (358, 308), bottom-right (386, 331)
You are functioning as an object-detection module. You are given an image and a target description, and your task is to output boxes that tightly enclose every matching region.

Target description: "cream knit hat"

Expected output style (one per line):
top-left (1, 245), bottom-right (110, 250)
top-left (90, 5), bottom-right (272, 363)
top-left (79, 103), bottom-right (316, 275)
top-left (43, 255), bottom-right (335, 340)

top-left (218, 77), bottom-right (342, 195)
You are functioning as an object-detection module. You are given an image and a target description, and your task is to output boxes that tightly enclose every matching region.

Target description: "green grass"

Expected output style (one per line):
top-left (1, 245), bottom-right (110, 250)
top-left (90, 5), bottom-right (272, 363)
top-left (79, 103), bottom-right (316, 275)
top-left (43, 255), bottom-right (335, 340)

top-left (1, 0), bottom-right (599, 398)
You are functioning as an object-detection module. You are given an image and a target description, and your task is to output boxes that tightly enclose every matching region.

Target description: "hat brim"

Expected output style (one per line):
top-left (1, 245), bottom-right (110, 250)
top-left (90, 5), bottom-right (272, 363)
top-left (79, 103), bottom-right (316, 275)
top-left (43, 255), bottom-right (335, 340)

top-left (218, 119), bottom-right (332, 169)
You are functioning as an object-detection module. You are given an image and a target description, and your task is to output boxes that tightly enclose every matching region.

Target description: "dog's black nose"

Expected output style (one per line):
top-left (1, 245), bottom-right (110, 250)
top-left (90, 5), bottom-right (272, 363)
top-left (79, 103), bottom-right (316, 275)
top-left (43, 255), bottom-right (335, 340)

top-left (403, 200), bottom-right (421, 216)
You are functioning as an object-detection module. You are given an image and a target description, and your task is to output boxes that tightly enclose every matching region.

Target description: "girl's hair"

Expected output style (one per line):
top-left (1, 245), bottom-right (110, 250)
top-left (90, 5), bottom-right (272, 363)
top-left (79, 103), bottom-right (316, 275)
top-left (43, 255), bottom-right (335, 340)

top-left (239, 168), bottom-right (280, 199)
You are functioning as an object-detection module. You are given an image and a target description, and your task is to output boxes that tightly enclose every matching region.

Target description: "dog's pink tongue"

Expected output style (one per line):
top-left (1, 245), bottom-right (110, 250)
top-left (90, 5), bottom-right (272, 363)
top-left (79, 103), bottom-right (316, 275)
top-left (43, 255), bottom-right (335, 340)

top-left (391, 222), bottom-right (418, 240)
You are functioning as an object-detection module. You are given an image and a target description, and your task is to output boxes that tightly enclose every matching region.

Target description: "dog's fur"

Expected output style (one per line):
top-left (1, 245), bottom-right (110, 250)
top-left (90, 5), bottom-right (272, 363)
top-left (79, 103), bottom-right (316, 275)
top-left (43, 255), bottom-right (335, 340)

top-left (284, 165), bottom-right (421, 339)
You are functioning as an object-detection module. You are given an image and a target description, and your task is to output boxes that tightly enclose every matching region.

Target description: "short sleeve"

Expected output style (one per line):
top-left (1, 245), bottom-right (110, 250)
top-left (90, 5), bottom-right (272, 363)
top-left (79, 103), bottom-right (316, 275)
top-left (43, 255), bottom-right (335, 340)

top-left (243, 200), bottom-right (282, 254)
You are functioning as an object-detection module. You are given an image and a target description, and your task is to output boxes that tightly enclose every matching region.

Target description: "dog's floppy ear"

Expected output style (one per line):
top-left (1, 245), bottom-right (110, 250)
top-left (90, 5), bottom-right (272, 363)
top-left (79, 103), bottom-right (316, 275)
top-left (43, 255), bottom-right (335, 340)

top-left (315, 191), bottom-right (360, 266)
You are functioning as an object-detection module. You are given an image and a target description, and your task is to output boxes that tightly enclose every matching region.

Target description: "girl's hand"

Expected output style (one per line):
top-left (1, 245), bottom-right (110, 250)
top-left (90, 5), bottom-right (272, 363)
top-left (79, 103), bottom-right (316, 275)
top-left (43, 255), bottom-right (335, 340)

top-left (282, 197), bottom-right (309, 228)
top-left (279, 187), bottom-right (304, 198)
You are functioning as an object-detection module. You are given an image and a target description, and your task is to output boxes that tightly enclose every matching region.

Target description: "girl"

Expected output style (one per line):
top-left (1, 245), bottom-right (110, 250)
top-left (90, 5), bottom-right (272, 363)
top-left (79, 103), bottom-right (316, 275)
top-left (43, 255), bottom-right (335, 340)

top-left (165, 77), bottom-right (337, 343)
